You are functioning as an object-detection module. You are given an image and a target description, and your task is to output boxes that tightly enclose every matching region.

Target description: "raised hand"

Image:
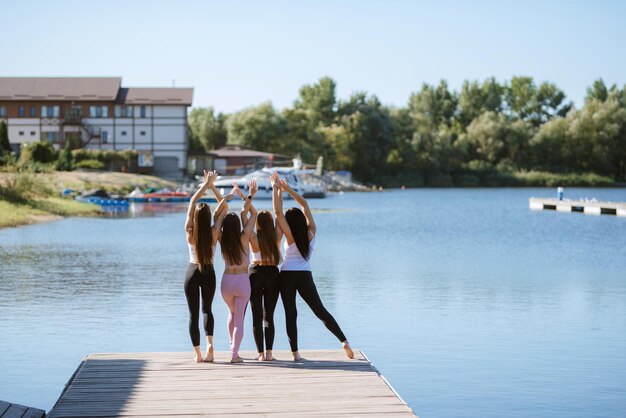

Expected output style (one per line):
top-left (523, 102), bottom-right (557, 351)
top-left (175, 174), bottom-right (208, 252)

top-left (248, 179), bottom-right (258, 197)
top-left (232, 181), bottom-right (246, 200)
top-left (279, 178), bottom-right (292, 193)
top-left (203, 170), bottom-right (218, 186)
top-left (270, 172), bottom-right (279, 189)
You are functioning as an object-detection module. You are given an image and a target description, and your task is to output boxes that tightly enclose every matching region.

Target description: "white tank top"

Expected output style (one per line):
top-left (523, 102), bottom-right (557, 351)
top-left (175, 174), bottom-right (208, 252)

top-left (250, 247), bottom-right (262, 264)
top-left (281, 235), bottom-right (314, 271)
top-left (188, 243), bottom-right (215, 264)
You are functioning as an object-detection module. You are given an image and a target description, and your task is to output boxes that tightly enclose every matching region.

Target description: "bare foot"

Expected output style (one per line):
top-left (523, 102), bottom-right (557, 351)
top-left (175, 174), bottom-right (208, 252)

top-left (194, 354), bottom-right (204, 363)
top-left (230, 356), bottom-right (244, 363)
top-left (342, 341), bottom-right (354, 359)
top-left (292, 351), bottom-right (302, 361)
top-left (256, 353), bottom-right (265, 361)
top-left (265, 350), bottom-right (274, 361)
top-left (204, 346), bottom-right (214, 363)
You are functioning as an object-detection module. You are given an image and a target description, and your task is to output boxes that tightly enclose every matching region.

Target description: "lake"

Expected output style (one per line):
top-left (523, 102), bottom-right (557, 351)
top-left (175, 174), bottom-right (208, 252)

top-left (1, 188), bottom-right (626, 417)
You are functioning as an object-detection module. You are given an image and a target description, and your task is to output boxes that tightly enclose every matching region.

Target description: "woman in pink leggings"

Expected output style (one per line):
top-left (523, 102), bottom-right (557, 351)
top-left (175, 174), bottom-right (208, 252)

top-left (219, 179), bottom-right (258, 363)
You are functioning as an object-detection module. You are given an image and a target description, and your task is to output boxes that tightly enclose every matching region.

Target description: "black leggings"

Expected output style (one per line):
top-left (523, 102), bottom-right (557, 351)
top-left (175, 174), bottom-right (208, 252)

top-left (279, 270), bottom-right (347, 352)
top-left (249, 265), bottom-right (280, 353)
top-left (184, 263), bottom-right (216, 347)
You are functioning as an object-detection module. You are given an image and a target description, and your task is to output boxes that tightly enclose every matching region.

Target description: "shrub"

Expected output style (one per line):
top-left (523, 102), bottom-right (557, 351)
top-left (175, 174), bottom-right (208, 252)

top-left (74, 159), bottom-right (105, 170)
top-left (19, 141), bottom-right (56, 164)
top-left (56, 144), bottom-right (74, 171)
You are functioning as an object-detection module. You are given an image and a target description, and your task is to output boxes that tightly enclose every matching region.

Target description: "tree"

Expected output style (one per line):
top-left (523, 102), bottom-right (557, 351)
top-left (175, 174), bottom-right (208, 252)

top-left (462, 111), bottom-right (533, 166)
top-left (457, 78), bottom-right (504, 128)
top-left (226, 102), bottom-right (286, 152)
top-left (408, 80), bottom-right (457, 130)
top-left (505, 77), bottom-right (571, 126)
top-left (529, 117), bottom-right (572, 171)
top-left (585, 78), bottom-right (609, 103)
top-left (332, 93), bottom-right (393, 182)
top-left (56, 142), bottom-right (74, 171)
top-left (568, 95), bottom-right (626, 180)
top-left (188, 107), bottom-right (228, 151)
top-left (0, 121), bottom-right (10, 161)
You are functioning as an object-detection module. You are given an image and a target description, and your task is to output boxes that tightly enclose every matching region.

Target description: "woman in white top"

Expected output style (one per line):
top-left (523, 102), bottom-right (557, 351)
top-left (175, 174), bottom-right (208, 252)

top-left (271, 172), bottom-right (354, 361)
top-left (184, 170), bottom-right (229, 363)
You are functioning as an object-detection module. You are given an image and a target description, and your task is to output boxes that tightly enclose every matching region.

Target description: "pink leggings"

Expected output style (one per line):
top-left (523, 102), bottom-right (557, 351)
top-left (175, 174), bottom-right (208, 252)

top-left (220, 273), bottom-right (251, 360)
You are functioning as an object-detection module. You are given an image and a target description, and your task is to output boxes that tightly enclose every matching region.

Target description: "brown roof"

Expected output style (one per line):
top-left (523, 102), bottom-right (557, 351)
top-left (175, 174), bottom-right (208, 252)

top-left (0, 77), bottom-right (121, 100)
top-left (116, 88), bottom-right (193, 105)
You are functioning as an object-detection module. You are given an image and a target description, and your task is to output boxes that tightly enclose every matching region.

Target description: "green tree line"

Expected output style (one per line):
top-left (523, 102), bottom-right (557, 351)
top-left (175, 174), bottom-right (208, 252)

top-left (188, 76), bottom-right (626, 185)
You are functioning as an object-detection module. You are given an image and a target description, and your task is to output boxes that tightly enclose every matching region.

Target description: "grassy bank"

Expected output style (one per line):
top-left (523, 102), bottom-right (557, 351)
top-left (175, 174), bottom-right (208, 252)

top-left (0, 197), bottom-right (100, 228)
top-left (378, 170), bottom-right (617, 188)
top-left (0, 170), bottom-right (177, 229)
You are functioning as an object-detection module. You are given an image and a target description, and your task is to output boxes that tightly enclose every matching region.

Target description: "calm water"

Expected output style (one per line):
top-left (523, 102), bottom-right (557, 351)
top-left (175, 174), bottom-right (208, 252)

top-left (1, 189), bottom-right (626, 417)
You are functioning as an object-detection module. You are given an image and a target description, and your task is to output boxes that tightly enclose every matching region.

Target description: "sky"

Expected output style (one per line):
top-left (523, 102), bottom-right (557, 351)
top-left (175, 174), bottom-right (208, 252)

top-left (1, 0), bottom-right (625, 113)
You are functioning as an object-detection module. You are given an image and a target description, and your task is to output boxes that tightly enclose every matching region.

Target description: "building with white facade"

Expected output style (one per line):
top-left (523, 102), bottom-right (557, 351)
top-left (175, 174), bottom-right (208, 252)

top-left (0, 77), bottom-right (193, 176)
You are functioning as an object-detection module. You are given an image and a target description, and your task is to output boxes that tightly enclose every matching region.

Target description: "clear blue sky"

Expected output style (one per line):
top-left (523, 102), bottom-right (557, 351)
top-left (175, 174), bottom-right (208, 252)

top-left (2, 0), bottom-right (625, 112)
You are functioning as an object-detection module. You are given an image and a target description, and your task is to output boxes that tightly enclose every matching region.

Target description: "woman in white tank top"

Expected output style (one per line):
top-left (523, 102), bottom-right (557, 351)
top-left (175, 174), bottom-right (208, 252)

top-left (183, 170), bottom-right (229, 363)
top-left (271, 172), bottom-right (354, 361)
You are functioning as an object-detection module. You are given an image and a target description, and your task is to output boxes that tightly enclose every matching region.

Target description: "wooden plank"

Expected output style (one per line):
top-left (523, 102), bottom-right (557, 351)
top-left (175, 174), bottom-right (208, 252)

top-left (48, 350), bottom-right (418, 418)
top-left (0, 401), bottom-right (45, 418)
top-left (0, 401), bottom-right (11, 416)
top-left (21, 408), bottom-right (46, 418)
top-left (1, 404), bottom-right (27, 418)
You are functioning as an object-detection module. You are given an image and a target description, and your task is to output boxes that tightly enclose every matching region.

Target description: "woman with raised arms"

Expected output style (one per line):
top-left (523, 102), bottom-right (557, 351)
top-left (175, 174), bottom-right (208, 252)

top-left (270, 172), bottom-right (354, 361)
top-left (183, 170), bottom-right (228, 363)
top-left (234, 181), bottom-right (283, 361)
top-left (219, 179), bottom-right (258, 363)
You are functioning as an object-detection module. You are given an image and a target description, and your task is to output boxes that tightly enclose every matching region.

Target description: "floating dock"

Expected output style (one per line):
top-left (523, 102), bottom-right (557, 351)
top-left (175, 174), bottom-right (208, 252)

top-left (529, 197), bottom-right (626, 216)
top-left (0, 400), bottom-right (45, 418)
top-left (48, 350), bottom-right (417, 418)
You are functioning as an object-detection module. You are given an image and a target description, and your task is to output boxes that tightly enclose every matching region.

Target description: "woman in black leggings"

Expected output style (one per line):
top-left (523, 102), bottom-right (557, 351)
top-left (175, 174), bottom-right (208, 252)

top-left (271, 172), bottom-right (353, 361)
top-left (184, 170), bottom-right (228, 363)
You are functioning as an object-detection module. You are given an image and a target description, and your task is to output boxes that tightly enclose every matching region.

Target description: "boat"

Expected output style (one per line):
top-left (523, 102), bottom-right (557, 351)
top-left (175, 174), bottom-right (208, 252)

top-left (76, 189), bottom-right (129, 206)
top-left (212, 158), bottom-right (327, 199)
top-left (127, 187), bottom-right (191, 203)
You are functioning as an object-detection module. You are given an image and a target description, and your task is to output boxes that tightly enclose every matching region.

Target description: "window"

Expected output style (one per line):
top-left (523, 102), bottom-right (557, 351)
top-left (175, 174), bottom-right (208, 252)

top-left (89, 106), bottom-right (108, 118)
top-left (140, 106), bottom-right (146, 118)
top-left (121, 131), bottom-right (127, 136)
top-left (41, 106), bottom-right (60, 118)
top-left (114, 105), bottom-right (133, 118)
top-left (0, 106), bottom-right (6, 117)
top-left (30, 131), bottom-right (36, 136)
top-left (19, 131), bottom-right (24, 136)
top-left (44, 132), bottom-right (59, 143)
top-left (30, 106), bottom-right (36, 117)
top-left (140, 131), bottom-right (146, 136)
top-left (102, 131), bottom-right (109, 143)
top-left (18, 106), bottom-right (25, 117)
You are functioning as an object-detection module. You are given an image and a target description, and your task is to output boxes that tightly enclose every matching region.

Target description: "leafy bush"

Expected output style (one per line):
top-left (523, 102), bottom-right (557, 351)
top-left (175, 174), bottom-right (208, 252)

top-left (19, 141), bottom-right (56, 164)
top-left (74, 159), bottom-right (105, 170)
top-left (56, 144), bottom-right (74, 171)
top-left (71, 149), bottom-right (137, 164)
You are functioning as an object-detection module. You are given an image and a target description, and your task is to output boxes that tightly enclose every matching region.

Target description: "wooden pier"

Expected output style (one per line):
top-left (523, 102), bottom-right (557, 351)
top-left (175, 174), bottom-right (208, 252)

top-left (47, 350), bottom-right (417, 418)
top-left (529, 197), bottom-right (626, 216)
top-left (0, 400), bottom-right (45, 418)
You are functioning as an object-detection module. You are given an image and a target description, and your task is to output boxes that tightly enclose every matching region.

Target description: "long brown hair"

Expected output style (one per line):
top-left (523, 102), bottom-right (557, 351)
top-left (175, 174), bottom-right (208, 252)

top-left (221, 212), bottom-right (244, 265)
top-left (193, 203), bottom-right (213, 272)
top-left (285, 207), bottom-right (311, 260)
top-left (257, 210), bottom-right (281, 265)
